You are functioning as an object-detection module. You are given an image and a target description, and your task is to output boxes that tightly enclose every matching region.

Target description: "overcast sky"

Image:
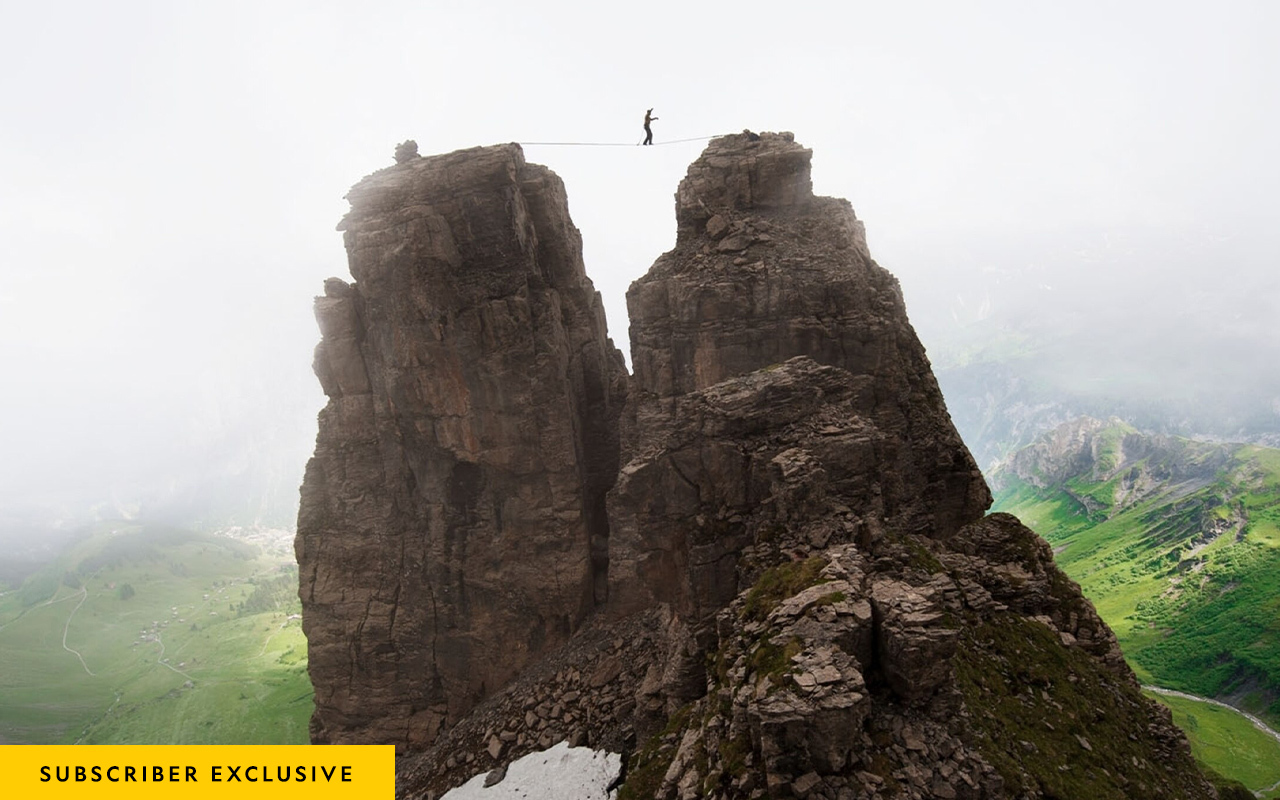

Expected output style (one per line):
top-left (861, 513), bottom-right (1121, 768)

top-left (1, 1), bottom-right (1277, 520)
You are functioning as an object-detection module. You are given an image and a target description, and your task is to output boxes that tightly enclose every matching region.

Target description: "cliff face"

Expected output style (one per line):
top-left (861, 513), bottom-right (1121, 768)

top-left (609, 132), bottom-right (991, 619)
top-left (297, 144), bottom-right (627, 746)
top-left (300, 135), bottom-right (1218, 799)
top-left (399, 362), bottom-right (1211, 800)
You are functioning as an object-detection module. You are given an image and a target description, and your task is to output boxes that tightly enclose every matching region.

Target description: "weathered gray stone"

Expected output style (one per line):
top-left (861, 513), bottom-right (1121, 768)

top-left (870, 579), bottom-right (958, 705)
top-left (611, 131), bottom-right (991, 621)
top-left (705, 214), bottom-right (730, 239)
top-left (482, 763), bottom-right (506, 787)
top-left (298, 143), bottom-right (627, 747)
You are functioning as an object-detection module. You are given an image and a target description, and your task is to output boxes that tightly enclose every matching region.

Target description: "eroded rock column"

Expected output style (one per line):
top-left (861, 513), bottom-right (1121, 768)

top-left (297, 144), bottom-right (627, 746)
top-left (610, 132), bottom-right (991, 618)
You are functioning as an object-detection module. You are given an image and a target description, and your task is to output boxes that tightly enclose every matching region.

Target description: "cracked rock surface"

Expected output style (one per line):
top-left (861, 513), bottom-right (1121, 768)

top-left (298, 144), bottom-right (627, 747)
top-left (299, 134), bottom-right (1218, 799)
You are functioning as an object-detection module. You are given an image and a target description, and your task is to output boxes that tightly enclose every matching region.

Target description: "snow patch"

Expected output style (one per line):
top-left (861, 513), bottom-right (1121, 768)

top-left (440, 741), bottom-right (622, 800)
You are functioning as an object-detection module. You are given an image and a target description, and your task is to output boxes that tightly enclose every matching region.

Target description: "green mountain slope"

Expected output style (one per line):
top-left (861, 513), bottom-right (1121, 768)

top-left (0, 524), bottom-right (311, 744)
top-left (993, 418), bottom-right (1280, 713)
top-left (1147, 689), bottom-right (1280, 799)
top-left (991, 418), bottom-right (1280, 790)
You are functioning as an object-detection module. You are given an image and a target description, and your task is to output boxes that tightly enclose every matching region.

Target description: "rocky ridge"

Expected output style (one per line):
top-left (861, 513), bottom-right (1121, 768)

top-left (990, 416), bottom-right (1237, 504)
top-left (299, 133), bottom-right (1221, 798)
top-left (609, 133), bottom-right (989, 622)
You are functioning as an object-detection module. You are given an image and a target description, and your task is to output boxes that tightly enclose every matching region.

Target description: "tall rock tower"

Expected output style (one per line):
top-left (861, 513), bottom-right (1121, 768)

top-left (296, 144), bottom-right (627, 746)
top-left (608, 132), bottom-right (992, 619)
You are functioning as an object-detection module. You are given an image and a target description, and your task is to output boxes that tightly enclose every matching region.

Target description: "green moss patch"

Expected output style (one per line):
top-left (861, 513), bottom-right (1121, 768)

top-left (741, 556), bottom-right (828, 622)
top-left (748, 635), bottom-right (804, 686)
top-left (955, 613), bottom-right (1211, 800)
top-left (617, 704), bottom-right (694, 800)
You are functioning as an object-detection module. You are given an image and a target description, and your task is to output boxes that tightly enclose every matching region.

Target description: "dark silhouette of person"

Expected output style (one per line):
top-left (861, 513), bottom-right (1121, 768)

top-left (643, 109), bottom-right (658, 145)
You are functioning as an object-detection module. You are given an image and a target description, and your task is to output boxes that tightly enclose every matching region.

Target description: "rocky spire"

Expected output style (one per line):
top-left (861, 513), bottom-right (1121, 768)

top-left (609, 131), bottom-right (992, 618)
top-left (297, 144), bottom-right (627, 747)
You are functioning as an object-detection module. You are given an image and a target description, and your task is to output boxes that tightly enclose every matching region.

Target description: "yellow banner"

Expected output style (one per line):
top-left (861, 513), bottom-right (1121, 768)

top-left (3, 745), bottom-right (394, 799)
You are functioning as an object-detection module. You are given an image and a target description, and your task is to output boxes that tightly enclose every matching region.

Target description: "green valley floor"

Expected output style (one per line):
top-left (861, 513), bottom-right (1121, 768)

top-left (0, 523), bottom-right (312, 744)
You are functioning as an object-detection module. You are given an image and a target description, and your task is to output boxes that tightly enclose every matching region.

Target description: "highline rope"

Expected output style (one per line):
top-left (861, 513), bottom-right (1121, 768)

top-left (517, 134), bottom-right (724, 147)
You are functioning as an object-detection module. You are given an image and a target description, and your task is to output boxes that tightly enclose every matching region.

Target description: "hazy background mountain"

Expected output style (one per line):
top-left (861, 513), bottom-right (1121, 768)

top-left (918, 223), bottom-right (1280, 469)
top-left (1, 1), bottom-right (1277, 549)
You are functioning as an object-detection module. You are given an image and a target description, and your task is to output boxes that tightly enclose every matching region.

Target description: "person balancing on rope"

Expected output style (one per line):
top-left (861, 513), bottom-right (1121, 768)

top-left (642, 108), bottom-right (658, 145)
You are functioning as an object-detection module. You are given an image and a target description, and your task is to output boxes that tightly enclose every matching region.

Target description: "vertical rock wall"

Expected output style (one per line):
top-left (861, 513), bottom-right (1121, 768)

top-left (610, 132), bottom-right (992, 618)
top-left (297, 144), bottom-right (627, 746)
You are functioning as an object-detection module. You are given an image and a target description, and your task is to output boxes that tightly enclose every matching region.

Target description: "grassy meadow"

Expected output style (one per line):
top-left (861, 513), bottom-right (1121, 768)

top-left (0, 523), bottom-right (311, 744)
top-left (1147, 690), bottom-right (1280, 799)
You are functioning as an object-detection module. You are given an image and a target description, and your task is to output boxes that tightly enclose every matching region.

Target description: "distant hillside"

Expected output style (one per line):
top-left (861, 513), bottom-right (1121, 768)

top-left (0, 523), bottom-right (310, 744)
top-left (929, 326), bottom-right (1280, 474)
top-left (904, 226), bottom-right (1280, 471)
top-left (992, 417), bottom-right (1280, 719)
